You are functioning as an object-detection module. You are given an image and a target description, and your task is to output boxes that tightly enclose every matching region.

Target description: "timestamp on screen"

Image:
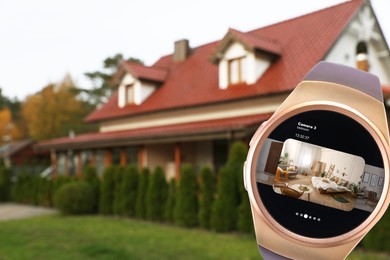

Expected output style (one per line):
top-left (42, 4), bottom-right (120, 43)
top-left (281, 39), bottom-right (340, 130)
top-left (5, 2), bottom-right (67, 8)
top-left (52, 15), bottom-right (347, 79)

top-left (295, 133), bottom-right (310, 140)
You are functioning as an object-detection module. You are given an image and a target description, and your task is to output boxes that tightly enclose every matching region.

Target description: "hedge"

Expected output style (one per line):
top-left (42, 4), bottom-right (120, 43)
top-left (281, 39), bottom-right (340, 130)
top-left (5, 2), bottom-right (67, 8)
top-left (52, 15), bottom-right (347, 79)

top-left (165, 178), bottom-right (176, 222)
top-left (135, 168), bottom-right (149, 219)
top-left (198, 166), bottom-right (214, 229)
top-left (174, 164), bottom-right (198, 227)
top-left (146, 166), bottom-right (168, 221)
top-left (99, 166), bottom-right (115, 215)
top-left (82, 166), bottom-right (100, 213)
top-left (54, 182), bottom-right (94, 215)
top-left (120, 165), bottom-right (139, 216)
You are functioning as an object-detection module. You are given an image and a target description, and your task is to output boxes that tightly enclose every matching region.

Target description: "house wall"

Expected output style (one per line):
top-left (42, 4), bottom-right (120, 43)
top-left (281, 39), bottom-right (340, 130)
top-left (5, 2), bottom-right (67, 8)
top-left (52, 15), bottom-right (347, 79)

top-left (325, 13), bottom-right (390, 85)
top-left (144, 143), bottom-right (175, 178)
top-left (100, 94), bottom-right (287, 133)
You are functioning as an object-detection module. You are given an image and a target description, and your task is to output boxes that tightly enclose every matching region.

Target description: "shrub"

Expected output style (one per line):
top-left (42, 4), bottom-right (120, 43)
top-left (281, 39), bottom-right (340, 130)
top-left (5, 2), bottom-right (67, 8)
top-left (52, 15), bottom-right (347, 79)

top-left (113, 166), bottom-right (125, 215)
top-left (237, 192), bottom-right (253, 233)
top-left (198, 167), bottom-right (215, 229)
top-left (99, 166), bottom-right (115, 215)
top-left (165, 178), bottom-right (176, 222)
top-left (211, 166), bottom-right (239, 232)
top-left (83, 166), bottom-right (100, 213)
top-left (120, 165), bottom-right (139, 216)
top-left (135, 168), bottom-right (150, 219)
top-left (54, 182), bottom-right (94, 215)
top-left (0, 166), bottom-right (11, 202)
top-left (146, 166), bottom-right (168, 221)
top-left (174, 164), bottom-right (198, 227)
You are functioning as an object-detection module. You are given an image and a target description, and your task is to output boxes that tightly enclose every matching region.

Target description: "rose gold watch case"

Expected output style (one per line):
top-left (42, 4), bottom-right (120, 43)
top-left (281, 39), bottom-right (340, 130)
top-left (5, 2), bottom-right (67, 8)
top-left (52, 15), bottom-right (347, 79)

top-left (245, 81), bottom-right (390, 259)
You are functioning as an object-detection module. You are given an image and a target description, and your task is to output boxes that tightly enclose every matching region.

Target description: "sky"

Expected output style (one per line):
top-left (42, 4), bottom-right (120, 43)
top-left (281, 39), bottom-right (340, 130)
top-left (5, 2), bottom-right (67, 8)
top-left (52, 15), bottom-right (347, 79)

top-left (0, 0), bottom-right (389, 100)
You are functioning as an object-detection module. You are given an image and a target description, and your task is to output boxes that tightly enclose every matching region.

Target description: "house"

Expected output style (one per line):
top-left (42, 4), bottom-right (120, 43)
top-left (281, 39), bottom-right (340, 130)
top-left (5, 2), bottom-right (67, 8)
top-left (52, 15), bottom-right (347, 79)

top-left (36, 0), bottom-right (390, 179)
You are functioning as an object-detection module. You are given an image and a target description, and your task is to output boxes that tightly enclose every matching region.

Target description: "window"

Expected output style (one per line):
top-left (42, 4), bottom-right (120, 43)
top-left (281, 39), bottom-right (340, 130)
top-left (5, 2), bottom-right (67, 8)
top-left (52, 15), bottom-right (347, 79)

top-left (126, 146), bottom-right (139, 167)
top-left (125, 84), bottom-right (134, 104)
top-left (228, 56), bottom-right (245, 85)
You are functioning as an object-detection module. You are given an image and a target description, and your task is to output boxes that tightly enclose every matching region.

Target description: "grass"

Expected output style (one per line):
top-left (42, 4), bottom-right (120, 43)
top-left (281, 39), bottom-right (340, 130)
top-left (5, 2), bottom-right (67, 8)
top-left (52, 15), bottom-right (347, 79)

top-left (0, 215), bottom-right (388, 260)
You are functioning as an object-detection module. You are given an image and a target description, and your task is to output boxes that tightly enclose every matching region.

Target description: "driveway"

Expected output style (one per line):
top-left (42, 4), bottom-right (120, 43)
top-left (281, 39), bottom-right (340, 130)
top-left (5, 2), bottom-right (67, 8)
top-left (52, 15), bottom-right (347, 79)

top-left (0, 203), bottom-right (58, 221)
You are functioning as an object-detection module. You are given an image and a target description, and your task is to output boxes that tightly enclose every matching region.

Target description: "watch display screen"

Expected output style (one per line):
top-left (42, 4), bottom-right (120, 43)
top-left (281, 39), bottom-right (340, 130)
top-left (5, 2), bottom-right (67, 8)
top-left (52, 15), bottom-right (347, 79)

top-left (255, 110), bottom-right (385, 238)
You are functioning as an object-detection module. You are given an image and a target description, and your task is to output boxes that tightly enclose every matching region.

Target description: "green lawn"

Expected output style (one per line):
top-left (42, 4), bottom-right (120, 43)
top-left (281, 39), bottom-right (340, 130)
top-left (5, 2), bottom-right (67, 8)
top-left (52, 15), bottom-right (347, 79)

top-left (0, 215), bottom-right (388, 260)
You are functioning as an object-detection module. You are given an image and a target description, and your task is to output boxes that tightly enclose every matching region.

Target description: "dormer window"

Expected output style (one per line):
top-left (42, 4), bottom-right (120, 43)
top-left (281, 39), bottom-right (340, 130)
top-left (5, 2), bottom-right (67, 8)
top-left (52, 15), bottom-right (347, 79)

top-left (210, 29), bottom-right (281, 90)
top-left (228, 56), bottom-right (245, 85)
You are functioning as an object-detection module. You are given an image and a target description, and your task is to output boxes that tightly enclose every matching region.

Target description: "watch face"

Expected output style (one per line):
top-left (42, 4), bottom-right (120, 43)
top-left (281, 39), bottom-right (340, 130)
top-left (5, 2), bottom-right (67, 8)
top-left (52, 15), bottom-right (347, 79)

top-left (255, 110), bottom-right (385, 238)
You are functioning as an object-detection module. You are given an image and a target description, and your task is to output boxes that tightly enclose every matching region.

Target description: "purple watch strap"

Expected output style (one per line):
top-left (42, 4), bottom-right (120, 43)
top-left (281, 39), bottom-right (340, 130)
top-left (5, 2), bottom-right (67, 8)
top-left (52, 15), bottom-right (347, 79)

top-left (304, 61), bottom-right (383, 102)
top-left (258, 245), bottom-right (290, 260)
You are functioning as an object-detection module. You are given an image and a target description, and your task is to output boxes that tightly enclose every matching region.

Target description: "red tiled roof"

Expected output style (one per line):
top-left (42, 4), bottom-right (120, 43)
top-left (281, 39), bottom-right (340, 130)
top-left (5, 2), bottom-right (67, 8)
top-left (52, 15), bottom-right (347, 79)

top-left (210, 28), bottom-right (282, 62)
top-left (37, 114), bottom-right (272, 151)
top-left (85, 0), bottom-right (363, 123)
top-left (123, 61), bottom-right (168, 82)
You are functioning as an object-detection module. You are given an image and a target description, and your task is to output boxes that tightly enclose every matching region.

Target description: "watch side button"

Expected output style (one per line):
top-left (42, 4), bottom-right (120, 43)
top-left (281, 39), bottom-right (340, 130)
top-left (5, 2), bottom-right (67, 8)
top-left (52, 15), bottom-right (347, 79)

top-left (243, 161), bottom-right (247, 191)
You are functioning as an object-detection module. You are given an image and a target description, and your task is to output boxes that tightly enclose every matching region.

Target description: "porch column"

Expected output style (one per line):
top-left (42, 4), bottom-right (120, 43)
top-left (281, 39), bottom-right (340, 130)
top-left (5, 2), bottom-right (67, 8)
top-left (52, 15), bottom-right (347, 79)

top-left (50, 149), bottom-right (57, 179)
top-left (175, 143), bottom-right (181, 181)
top-left (138, 145), bottom-right (144, 171)
top-left (104, 149), bottom-right (112, 167)
top-left (76, 151), bottom-right (82, 177)
top-left (120, 148), bottom-right (127, 166)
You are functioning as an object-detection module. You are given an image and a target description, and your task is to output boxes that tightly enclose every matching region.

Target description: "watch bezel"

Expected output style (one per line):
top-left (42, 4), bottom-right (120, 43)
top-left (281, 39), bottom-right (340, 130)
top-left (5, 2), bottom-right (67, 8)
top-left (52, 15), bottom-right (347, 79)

top-left (246, 101), bottom-right (390, 247)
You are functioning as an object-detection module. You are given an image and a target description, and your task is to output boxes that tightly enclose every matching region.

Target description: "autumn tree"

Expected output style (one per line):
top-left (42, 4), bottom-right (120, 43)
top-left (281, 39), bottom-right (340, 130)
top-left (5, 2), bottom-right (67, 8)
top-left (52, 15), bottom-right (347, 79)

top-left (21, 75), bottom-right (95, 141)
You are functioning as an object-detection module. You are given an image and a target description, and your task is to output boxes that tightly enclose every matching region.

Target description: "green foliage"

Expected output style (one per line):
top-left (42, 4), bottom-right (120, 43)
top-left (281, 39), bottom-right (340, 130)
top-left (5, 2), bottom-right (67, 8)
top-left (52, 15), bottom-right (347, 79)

top-left (362, 209), bottom-right (390, 251)
top-left (211, 166), bottom-right (239, 232)
top-left (113, 166), bottom-right (125, 215)
top-left (174, 164), bottom-right (198, 227)
top-left (146, 167), bottom-right (168, 221)
top-left (99, 166), bottom-right (115, 215)
top-left (198, 167), bottom-right (215, 229)
top-left (54, 182), bottom-right (94, 215)
top-left (165, 179), bottom-right (176, 222)
top-left (120, 165), bottom-right (139, 216)
top-left (227, 142), bottom-right (252, 233)
top-left (135, 168), bottom-right (149, 219)
top-left (237, 192), bottom-right (253, 233)
top-left (83, 166), bottom-right (100, 213)
top-left (0, 166), bottom-right (11, 202)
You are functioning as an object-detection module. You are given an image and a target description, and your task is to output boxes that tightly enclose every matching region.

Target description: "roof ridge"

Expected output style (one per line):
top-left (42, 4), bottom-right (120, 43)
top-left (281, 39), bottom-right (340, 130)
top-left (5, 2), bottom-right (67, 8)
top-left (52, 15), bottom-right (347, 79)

top-left (248, 0), bottom-right (362, 34)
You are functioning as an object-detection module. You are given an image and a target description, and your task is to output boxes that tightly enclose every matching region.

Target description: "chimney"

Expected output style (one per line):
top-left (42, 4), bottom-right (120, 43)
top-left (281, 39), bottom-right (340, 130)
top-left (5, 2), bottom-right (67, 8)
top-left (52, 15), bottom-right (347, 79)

top-left (173, 39), bottom-right (190, 62)
top-left (356, 41), bottom-right (369, 72)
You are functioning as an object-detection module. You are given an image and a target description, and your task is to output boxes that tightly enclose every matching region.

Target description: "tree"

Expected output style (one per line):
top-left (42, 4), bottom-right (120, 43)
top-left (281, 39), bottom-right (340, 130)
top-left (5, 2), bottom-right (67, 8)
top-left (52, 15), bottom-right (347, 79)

top-left (77, 54), bottom-right (144, 107)
top-left (198, 167), bottom-right (215, 229)
top-left (210, 166), bottom-right (239, 232)
top-left (120, 165), bottom-right (139, 216)
top-left (83, 166), bottom-right (100, 213)
top-left (135, 168), bottom-right (150, 219)
top-left (164, 179), bottom-right (176, 222)
top-left (99, 166), bottom-right (115, 215)
top-left (113, 166), bottom-right (125, 215)
top-left (227, 142), bottom-right (252, 233)
top-left (0, 166), bottom-right (10, 201)
top-left (21, 75), bottom-right (95, 141)
top-left (174, 164), bottom-right (199, 227)
top-left (146, 167), bottom-right (168, 221)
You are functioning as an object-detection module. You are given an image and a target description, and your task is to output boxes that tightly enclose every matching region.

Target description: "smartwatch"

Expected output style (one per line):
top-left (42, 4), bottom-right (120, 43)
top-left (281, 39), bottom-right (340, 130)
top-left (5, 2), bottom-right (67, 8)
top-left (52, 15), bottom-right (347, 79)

top-left (244, 61), bottom-right (390, 259)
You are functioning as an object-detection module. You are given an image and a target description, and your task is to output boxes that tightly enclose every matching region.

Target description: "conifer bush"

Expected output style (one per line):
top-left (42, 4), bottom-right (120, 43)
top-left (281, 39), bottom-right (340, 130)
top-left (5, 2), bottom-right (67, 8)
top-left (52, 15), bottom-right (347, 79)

top-left (198, 166), bottom-right (215, 229)
top-left (211, 166), bottom-right (239, 232)
top-left (54, 182), bottom-right (94, 215)
top-left (164, 179), bottom-right (176, 222)
top-left (120, 165), bottom-right (139, 216)
top-left (146, 166), bottom-right (168, 221)
top-left (113, 166), bottom-right (125, 215)
top-left (174, 164), bottom-right (198, 227)
top-left (99, 166), bottom-right (115, 215)
top-left (228, 142), bottom-right (252, 233)
top-left (135, 168), bottom-right (149, 219)
top-left (83, 166), bottom-right (100, 213)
